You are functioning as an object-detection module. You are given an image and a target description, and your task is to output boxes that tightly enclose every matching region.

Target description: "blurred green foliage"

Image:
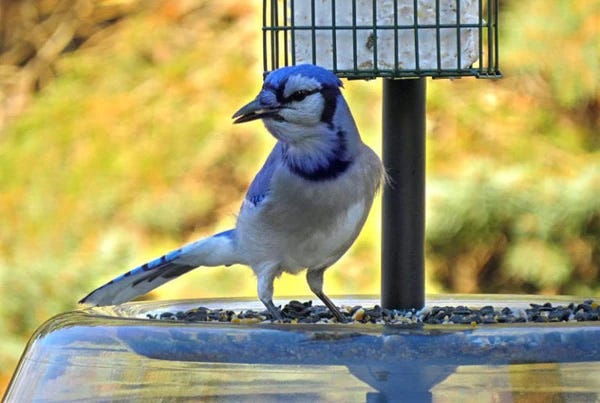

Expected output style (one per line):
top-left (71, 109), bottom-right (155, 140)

top-left (0, 0), bottom-right (598, 394)
top-left (427, 162), bottom-right (600, 294)
top-left (425, 0), bottom-right (600, 296)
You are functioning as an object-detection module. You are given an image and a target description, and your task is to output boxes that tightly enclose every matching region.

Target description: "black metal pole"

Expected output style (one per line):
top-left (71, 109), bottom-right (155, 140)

top-left (381, 78), bottom-right (426, 311)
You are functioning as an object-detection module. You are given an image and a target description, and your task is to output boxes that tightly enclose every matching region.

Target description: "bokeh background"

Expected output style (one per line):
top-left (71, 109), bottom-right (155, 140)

top-left (1, 0), bottom-right (598, 394)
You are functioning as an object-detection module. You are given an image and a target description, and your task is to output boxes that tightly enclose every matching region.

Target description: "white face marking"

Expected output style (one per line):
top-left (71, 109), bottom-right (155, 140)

top-left (274, 75), bottom-right (325, 127)
top-left (283, 75), bottom-right (321, 98)
top-left (278, 94), bottom-right (324, 126)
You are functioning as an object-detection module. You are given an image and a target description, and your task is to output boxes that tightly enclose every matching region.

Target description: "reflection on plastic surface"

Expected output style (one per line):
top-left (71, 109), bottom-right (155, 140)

top-left (5, 296), bottom-right (600, 402)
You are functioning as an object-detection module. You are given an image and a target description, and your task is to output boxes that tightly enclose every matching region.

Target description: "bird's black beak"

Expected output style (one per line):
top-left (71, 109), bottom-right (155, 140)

top-left (232, 98), bottom-right (280, 124)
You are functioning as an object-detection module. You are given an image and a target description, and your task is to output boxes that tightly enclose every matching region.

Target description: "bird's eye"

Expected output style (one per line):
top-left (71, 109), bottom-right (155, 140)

top-left (289, 90), bottom-right (311, 102)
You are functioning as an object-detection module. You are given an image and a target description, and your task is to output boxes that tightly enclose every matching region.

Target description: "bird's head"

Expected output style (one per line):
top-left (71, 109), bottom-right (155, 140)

top-left (232, 64), bottom-right (344, 143)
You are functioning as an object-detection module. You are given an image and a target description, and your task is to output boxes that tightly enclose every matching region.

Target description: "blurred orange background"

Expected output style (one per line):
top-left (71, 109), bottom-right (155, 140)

top-left (1, 0), bottom-right (598, 394)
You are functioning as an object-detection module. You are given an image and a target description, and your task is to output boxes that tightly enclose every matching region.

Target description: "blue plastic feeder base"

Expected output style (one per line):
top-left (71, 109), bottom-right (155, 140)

top-left (5, 295), bottom-right (600, 402)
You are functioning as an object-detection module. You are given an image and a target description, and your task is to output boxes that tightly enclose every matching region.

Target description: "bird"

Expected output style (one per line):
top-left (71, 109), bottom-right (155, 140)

top-left (80, 64), bottom-right (384, 322)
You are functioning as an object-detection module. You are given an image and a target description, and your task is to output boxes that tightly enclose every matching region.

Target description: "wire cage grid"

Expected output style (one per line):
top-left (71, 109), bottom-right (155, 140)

top-left (263, 0), bottom-right (501, 79)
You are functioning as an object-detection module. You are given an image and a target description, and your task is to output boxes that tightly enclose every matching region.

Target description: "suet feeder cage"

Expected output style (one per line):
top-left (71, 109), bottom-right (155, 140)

top-left (262, 0), bottom-right (501, 311)
top-left (262, 0), bottom-right (500, 79)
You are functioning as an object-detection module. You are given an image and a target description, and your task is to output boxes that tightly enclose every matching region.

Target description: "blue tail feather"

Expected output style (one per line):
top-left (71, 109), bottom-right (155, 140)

top-left (78, 248), bottom-right (186, 304)
top-left (79, 229), bottom-right (238, 306)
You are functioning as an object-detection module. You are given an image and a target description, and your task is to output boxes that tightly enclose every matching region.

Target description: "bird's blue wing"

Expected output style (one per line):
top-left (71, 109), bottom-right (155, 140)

top-left (245, 143), bottom-right (284, 206)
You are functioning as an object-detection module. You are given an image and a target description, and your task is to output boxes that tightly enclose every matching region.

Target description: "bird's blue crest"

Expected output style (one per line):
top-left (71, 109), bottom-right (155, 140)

top-left (264, 64), bottom-right (342, 89)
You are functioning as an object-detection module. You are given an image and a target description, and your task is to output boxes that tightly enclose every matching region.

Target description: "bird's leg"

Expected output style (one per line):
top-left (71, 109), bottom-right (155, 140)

top-left (307, 267), bottom-right (347, 322)
top-left (257, 267), bottom-right (283, 321)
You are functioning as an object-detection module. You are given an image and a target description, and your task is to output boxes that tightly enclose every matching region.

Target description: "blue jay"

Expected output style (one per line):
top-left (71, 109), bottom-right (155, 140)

top-left (80, 64), bottom-right (384, 322)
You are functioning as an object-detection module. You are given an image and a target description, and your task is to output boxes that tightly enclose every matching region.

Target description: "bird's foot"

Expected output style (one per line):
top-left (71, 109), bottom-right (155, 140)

top-left (263, 300), bottom-right (283, 322)
top-left (315, 293), bottom-right (349, 323)
top-left (329, 306), bottom-right (349, 323)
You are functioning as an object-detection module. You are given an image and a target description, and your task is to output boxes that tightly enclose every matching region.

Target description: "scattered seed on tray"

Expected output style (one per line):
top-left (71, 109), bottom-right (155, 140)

top-left (146, 299), bottom-right (600, 325)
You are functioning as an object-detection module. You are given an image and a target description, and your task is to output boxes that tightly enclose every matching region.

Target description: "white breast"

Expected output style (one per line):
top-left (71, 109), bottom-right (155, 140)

top-left (282, 199), bottom-right (367, 271)
top-left (317, 200), bottom-right (365, 254)
top-left (235, 143), bottom-right (382, 275)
